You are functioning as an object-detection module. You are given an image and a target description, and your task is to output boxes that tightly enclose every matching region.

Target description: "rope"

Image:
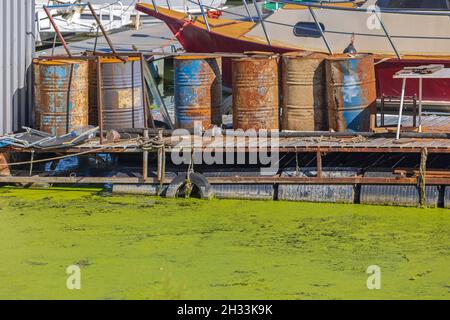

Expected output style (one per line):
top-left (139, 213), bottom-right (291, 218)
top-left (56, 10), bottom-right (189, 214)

top-left (185, 149), bottom-right (195, 199)
top-left (3, 141), bottom-right (139, 167)
top-left (138, 135), bottom-right (165, 151)
top-left (159, 19), bottom-right (193, 50)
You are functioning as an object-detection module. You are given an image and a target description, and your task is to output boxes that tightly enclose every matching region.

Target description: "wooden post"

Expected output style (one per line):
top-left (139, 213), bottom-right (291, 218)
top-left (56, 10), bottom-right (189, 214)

top-left (316, 149), bottom-right (323, 178)
top-left (143, 129), bottom-right (149, 181)
top-left (0, 153), bottom-right (10, 177)
top-left (419, 148), bottom-right (428, 207)
top-left (157, 130), bottom-right (164, 182)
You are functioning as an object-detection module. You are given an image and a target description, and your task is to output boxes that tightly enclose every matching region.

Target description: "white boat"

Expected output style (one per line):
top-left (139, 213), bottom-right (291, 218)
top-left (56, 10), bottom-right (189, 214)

top-left (136, 0), bottom-right (450, 103)
top-left (36, 0), bottom-right (228, 44)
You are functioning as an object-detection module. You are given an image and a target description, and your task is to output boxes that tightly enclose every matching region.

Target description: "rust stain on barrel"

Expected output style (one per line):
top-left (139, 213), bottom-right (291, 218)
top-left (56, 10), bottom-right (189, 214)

top-left (232, 55), bottom-right (279, 131)
top-left (326, 54), bottom-right (376, 132)
top-left (34, 59), bottom-right (89, 136)
top-left (89, 57), bottom-right (145, 130)
top-left (282, 52), bottom-right (327, 131)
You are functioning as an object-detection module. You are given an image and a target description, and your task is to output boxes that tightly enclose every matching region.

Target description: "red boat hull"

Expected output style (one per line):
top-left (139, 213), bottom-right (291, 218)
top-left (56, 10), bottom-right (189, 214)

top-left (138, 5), bottom-right (450, 104)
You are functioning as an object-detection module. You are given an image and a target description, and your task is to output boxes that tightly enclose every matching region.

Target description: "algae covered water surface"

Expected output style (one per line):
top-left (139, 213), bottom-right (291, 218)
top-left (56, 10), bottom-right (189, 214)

top-left (0, 187), bottom-right (448, 300)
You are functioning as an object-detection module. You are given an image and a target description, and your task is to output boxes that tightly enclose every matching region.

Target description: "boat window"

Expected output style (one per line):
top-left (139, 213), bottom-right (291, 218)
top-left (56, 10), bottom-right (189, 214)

top-left (293, 22), bottom-right (325, 38)
top-left (376, 0), bottom-right (450, 9)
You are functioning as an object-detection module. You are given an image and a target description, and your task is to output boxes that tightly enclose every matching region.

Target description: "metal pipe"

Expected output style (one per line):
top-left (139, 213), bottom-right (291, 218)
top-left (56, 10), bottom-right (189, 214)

top-left (87, 2), bottom-right (125, 61)
top-left (96, 57), bottom-right (105, 145)
top-left (252, 0), bottom-right (271, 46)
top-left (277, 0), bottom-right (450, 16)
top-left (396, 78), bottom-right (407, 140)
top-left (139, 53), bottom-right (150, 129)
top-left (43, 6), bottom-right (72, 57)
top-left (197, 0), bottom-right (211, 32)
top-left (151, 0), bottom-right (159, 13)
top-left (372, 9), bottom-right (401, 59)
top-left (308, 6), bottom-right (333, 54)
top-left (0, 175), bottom-right (449, 186)
top-left (242, 0), bottom-right (254, 22)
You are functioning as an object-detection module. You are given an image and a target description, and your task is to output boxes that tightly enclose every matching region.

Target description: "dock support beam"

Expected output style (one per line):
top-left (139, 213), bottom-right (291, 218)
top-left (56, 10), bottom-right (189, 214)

top-left (316, 149), bottom-right (323, 178)
top-left (157, 130), bottom-right (165, 184)
top-left (419, 147), bottom-right (428, 207)
top-left (143, 129), bottom-right (149, 181)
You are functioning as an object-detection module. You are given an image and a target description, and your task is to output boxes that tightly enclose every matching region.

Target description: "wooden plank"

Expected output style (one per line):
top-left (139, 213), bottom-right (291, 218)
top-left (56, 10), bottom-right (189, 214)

top-left (0, 153), bottom-right (10, 176)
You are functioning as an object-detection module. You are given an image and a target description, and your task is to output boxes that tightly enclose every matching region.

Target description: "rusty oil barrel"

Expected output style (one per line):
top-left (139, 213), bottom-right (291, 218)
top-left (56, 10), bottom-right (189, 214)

top-left (281, 52), bottom-right (327, 131)
top-left (34, 59), bottom-right (89, 136)
top-left (325, 54), bottom-right (376, 132)
top-left (174, 56), bottom-right (222, 129)
top-left (232, 54), bottom-right (279, 131)
top-left (89, 57), bottom-right (145, 129)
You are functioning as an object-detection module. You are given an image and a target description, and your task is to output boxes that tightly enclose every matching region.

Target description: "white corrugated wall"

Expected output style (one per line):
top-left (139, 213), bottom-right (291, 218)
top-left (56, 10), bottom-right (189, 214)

top-left (0, 0), bottom-right (35, 135)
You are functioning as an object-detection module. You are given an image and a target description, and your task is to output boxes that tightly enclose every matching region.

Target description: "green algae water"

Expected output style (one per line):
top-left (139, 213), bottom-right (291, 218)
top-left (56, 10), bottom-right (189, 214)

top-left (0, 186), bottom-right (448, 300)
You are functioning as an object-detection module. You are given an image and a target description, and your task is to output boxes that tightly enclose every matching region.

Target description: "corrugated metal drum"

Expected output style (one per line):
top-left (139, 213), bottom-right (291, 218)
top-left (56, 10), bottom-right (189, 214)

top-left (278, 168), bottom-right (357, 203)
top-left (326, 54), bottom-right (376, 132)
top-left (34, 59), bottom-right (89, 136)
top-left (89, 57), bottom-right (145, 129)
top-left (232, 54), bottom-right (279, 131)
top-left (444, 186), bottom-right (450, 209)
top-left (174, 56), bottom-right (222, 129)
top-left (203, 170), bottom-right (274, 200)
top-left (360, 171), bottom-right (439, 207)
top-left (282, 52), bottom-right (327, 131)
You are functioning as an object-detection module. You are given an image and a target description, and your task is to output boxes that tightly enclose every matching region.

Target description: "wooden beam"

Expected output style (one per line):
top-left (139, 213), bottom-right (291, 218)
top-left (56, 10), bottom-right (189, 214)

top-left (0, 175), bottom-right (449, 186)
top-left (0, 153), bottom-right (10, 177)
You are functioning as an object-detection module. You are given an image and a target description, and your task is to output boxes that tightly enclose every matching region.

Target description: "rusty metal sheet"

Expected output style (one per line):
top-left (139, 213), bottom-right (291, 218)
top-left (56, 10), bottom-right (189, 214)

top-left (174, 56), bottom-right (222, 129)
top-left (326, 54), bottom-right (377, 132)
top-left (282, 52), bottom-right (327, 131)
top-left (34, 59), bottom-right (89, 136)
top-left (232, 55), bottom-right (279, 131)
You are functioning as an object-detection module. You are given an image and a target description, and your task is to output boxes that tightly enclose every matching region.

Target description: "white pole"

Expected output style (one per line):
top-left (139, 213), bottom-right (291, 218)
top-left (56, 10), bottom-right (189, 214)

top-left (396, 78), bottom-right (407, 140)
top-left (418, 78), bottom-right (423, 132)
top-left (136, 0), bottom-right (141, 30)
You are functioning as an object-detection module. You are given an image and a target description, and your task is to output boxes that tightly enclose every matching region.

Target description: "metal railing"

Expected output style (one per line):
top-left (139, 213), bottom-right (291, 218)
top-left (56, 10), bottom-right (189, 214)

top-left (36, 1), bottom-right (132, 32)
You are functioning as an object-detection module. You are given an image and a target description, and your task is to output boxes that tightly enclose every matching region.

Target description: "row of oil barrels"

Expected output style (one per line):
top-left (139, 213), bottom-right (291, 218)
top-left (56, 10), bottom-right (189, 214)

top-left (34, 57), bottom-right (144, 136)
top-left (173, 52), bottom-right (376, 132)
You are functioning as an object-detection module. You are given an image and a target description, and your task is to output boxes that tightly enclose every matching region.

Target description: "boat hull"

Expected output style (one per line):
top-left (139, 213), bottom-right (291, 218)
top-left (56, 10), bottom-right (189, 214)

top-left (137, 4), bottom-right (450, 104)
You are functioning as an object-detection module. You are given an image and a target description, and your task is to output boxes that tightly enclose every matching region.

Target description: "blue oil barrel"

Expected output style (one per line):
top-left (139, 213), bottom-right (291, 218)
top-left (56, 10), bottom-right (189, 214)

top-left (174, 56), bottom-right (222, 129)
top-left (326, 54), bottom-right (376, 132)
top-left (34, 59), bottom-right (89, 136)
